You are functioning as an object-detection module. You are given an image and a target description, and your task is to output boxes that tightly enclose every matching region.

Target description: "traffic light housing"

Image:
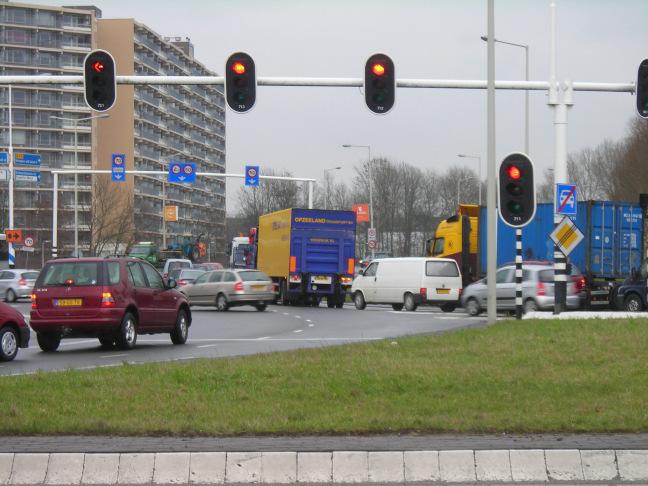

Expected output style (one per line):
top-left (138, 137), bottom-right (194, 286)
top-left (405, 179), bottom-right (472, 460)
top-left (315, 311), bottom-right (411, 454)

top-left (637, 58), bottom-right (648, 119)
top-left (364, 53), bottom-right (395, 114)
top-left (498, 153), bottom-right (536, 228)
top-left (225, 52), bottom-right (256, 113)
top-left (83, 49), bottom-right (116, 112)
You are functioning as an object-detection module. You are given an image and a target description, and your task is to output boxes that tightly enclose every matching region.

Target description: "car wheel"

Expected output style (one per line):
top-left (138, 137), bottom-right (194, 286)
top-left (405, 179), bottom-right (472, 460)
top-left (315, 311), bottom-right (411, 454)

top-left (5, 289), bottom-right (16, 303)
top-left (216, 293), bottom-right (229, 312)
top-left (392, 303), bottom-right (404, 311)
top-left (0, 326), bottom-right (18, 361)
top-left (116, 312), bottom-right (137, 350)
top-left (523, 299), bottom-right (539, 314)
top-left (465, 298), bottom-right (482, 316)
top-left (98, 335), bottom-right (115, 349)
top-left (255, 303), bottom-right (267, 312)
top-left (440, 303), bottom-right (457, 313)
top-left (171, 309), bottom-right (189, 345)
top-left (404, 293), bottom-right (418, 312)
top-left (624, 294), bottom-right (643, 312)
top-left (354, 291), bottom-right (366, 310)
top-left (37, 332), bottom-right (61, 352)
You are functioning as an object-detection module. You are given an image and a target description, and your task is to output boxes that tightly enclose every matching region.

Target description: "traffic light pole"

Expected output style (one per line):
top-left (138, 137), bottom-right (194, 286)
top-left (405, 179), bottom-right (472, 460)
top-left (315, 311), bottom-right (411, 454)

top-left (515, 228), bottom-right (523, 319)
top-left (7, 85), bottom-right (14, 269)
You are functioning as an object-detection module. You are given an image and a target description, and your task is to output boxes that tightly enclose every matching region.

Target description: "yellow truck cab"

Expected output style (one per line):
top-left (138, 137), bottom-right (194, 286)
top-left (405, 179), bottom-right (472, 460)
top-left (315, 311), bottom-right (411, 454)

top-left (426, 204), bottom-right (479, 285)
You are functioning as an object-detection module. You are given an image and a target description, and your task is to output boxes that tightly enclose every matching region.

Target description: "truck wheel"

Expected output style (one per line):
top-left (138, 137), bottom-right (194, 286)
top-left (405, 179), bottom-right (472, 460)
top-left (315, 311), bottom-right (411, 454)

top-left (465, 298), bottom-right (482, 316)
top-left (311, 297), bottom-right (321, 307)
top-left (354, 292), bottom-right (366, 310)
top-left (392, 303), bottom-right (404, 311)
top-left (404, 293), bottom-right (418, 312)
top-left (280, 281), bottom-right (290, 306)
top-left (37, 333), bottom-right (61, 352)
top-left (327, 298), bottom-right (335, 308)
top-left (624, 294), bottom-right (643, 312)
top-left (216, 294), bottom-right (229, 312)
top-left (335, 299), bottom-right (344, 309)
top-left (440, 303), bottom-right (456, 313)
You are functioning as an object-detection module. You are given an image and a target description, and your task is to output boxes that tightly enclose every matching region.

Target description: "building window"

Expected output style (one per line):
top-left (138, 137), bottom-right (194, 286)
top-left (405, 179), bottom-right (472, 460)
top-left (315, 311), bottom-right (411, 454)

top-left (4, 29), bottom-right (30, 45)
top-left (38, 132), bottom-right (53, 147)
top-left (11, 110), bottom-right (26, 125)
top-left (62, 53), bottom-right (83, 68)
top-left (3, 48), bottom-right (29, 65)
top-left (37, 30), bottom-right (58, 48)
top-left (11, 90), bottom-right (27, 105)
top-left (36, 10), bottom-right (58, 27)
top-left (36, 52), bottom-right (58, 67)
top-left (62, 14), bottom-right (91, 29)
top-left (5, 8), bottom-right (30, 25)
top-left (38, 91), bottom-right (58, 107)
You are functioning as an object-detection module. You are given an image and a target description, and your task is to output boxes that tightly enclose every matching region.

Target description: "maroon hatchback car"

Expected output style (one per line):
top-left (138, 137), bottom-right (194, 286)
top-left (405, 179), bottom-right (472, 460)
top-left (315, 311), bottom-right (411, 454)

top-left (30, 257), bottom-right (191, 352)
top-left (0, 301), bottom-right (30, 361)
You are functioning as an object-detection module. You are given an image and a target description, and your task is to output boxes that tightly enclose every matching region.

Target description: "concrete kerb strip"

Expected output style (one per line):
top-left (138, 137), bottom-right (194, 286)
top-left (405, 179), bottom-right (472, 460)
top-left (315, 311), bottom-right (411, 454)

top-left (2, 449), bottom-right (648, 484)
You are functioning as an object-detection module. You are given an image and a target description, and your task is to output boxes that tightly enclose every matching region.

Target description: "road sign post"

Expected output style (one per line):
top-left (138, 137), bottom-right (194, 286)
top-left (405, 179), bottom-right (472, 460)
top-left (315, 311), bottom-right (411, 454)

top-left (556, 183), bottom-right (577, 216)
top-left (245, 165), bottom-right (260, 187)
top-left (168, 162), bottom-right (196, 183)
top-left (112, 153), bottom-right (126, 181)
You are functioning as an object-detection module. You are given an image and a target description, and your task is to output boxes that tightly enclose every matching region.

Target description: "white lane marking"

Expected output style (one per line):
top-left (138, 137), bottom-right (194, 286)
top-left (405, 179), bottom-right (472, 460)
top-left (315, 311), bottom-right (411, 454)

top-left (282, 312), bottom-right (289, 316)
top-left (197, 344), bottom-right (216, 348)
top-left (295, 315), bottom-right (301, 319)
top-left (293, 329), bottom-right (303, 333)
top-left (27, 339), bottom-right (99, 350)
top-left (189, 337), bottom-right (381, 342)
top-left (101, 353), bottom-right (127, 359)
top-left (308, 324), bottom-right (314, 327)
top-left (306, 319), bottom-right (312, 323)
top-left (175, 356), bottom-right (195, 361)
top-left (257, 336), bottom-right (271, 340)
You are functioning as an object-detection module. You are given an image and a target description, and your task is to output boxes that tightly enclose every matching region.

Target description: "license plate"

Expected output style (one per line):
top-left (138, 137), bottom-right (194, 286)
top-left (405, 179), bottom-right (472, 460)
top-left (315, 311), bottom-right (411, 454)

top-left (436, 288), bottom-right (450, 295)
top-left (312, 276), bottom-right (331, 283)
top-left (54, 298), bottom-right (82, 307)
top-left (252, 285), bottom-right (266, 290)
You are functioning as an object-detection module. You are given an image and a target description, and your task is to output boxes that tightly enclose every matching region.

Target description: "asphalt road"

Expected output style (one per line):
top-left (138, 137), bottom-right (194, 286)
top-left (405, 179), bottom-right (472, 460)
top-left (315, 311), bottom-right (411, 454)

top-left (1, 300), bottom-right (486, 376)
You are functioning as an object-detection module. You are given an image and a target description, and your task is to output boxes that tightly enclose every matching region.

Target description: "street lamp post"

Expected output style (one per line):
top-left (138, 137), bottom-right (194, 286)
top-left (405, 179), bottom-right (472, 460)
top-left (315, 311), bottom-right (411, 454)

top-left (323, 166), bottom-right (341, 210)
top-left (457, 154), bottom-right (482, 206)
top-left (342, 144), bottom-right (374, 258)
top-left (50, 114), bottom-right (109, 257)
top-left (481, 36), bottom-right (529, 155)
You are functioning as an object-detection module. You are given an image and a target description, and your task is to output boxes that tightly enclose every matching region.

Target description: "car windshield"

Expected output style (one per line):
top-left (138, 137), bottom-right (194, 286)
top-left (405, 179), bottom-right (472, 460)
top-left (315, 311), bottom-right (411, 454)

top-left (180, 270), bottom-right (205, 280)
top-left (129, 245), bottom-right (152, 256)
top-left (238, 271), bottom-right (270, 282)
top-left (168, 261), bottom-right (191, 272)
top-left (40, 262), bottom-right (100, 287)
top-left (21, 271), bottom-right (39, 280)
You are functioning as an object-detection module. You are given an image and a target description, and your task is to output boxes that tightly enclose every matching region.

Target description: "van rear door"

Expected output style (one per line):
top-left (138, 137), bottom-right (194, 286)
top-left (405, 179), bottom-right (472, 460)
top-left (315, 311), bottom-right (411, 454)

top-left (422, 260), bottom-right (462, 303)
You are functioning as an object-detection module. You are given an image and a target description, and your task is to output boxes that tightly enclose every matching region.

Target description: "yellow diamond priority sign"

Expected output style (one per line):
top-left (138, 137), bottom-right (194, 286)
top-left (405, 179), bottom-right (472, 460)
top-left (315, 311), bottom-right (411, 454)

top-left (549, 217), bottom-right (584, 256)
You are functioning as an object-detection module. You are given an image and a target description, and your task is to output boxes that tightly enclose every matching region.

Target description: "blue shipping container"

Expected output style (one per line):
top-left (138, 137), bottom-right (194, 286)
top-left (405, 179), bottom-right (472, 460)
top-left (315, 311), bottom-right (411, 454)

top-left (478, 201), bottom-right (643, 279)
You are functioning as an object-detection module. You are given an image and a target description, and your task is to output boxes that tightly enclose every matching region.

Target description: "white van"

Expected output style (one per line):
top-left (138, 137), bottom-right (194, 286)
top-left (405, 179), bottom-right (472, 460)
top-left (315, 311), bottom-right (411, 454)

top-left (351, 257), bottom-right (462, 312)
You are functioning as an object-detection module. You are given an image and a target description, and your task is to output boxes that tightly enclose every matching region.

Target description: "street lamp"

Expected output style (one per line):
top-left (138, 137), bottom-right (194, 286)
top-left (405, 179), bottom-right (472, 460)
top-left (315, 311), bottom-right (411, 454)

top-left (342, 144), bottom-right (374, 258)
top-left (457, 154), bottom-right (482, 206)
top-left (323, 166), bottom-right (341, 210)
top-left (481, 35), bottom-right (530, 155)
top-left (51, 114), bottom-right (109, 257)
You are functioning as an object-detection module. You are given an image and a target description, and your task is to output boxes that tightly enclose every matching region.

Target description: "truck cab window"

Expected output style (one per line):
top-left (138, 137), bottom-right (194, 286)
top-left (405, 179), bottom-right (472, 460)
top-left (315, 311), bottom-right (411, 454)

top-left (432, 238), bottom-right (444, 256)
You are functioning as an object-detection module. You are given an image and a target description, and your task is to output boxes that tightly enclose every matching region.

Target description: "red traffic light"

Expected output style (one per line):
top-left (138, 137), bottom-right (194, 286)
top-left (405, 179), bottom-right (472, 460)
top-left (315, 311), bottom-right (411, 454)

top-left (371, 63), bottom-right (386, 76)
top-left (91, 61), bottom-right (104, 73)
top-left (232, 62), bottom-right (246, 75)
top-left (507, 165), bottom-right (522, 180)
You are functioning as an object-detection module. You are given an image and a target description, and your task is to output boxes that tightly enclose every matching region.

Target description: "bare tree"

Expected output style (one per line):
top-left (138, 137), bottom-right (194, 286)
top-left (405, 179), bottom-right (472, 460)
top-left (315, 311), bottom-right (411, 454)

top-left (236, 168), bottom-right (300, 227)
top-left (611, 118), bottom-right (648, 202)
top-left (90, 175), bottom-right (135, 256)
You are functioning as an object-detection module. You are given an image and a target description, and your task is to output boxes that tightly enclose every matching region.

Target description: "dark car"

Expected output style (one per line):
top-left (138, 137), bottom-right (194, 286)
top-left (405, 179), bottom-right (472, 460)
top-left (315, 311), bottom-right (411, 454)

top-left (0, 302), bottom-right (30, 361)
top-left (612, 259), bottom-right (648, 311)
top-left (30, 257), bottom-right (191, 352)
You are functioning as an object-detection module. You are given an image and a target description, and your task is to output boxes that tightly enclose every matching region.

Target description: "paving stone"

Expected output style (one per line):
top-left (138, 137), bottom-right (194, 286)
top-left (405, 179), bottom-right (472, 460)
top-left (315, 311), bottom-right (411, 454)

top-left (296, 452), bottom-right (332, 483)
top-left (0, 454), bottom-right (13, 485)
top-left (545, 449), bottom-right (584, 481)
top-left (153, 453), bottom-right (190, 484)
top-left (45, 453), bottom-right (84, 485)
top-left (332, 451), bottom-right (368, 483)
top-left (510, 449), bottom-right (548, 482)
top-left (439, 450), bottom-right (476, 482)
top-left (581, 450), bottom-right (618, 481)
top-left (82, 454), bottom-right (120, 485)
top-left (617, 450), bottom-right (648, 481)
top-left (226, 452), bottom-right (261, 483)
top-left (189, 452), bottom-right (226, 484)
top-left (368, 451), bottom-right (404, 483)
top-left (260, 452), bottom-right (296, 484)
top-left (117, 453), bottom-right (154, 484)
top-left (475, 450), bottom-right (512, 482)
top-left (404, 451), bottom-right (440, 482)
top-left (10, 453), bottom-right (49, 485)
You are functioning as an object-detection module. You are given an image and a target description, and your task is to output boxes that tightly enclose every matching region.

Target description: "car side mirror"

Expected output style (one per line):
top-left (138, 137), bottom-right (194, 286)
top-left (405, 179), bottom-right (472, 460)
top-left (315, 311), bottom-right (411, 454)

top-left (167, 278), bottom-right (177, 289)
top-left (357, 269), bottom-right (364, 276)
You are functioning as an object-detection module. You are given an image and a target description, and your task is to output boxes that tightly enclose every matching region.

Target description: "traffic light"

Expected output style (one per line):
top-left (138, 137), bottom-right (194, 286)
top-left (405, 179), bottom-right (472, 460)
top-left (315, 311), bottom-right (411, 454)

top-left (83, 49), bottom-right (116, 112)
top-left (498, 153), bottom-right (536, 228)
top-left (637, 58), bottom-right (648, 119)
top-left (364, 53), bottom-right (395, 114)
top-left (225, 52), bottom-right (256, 113)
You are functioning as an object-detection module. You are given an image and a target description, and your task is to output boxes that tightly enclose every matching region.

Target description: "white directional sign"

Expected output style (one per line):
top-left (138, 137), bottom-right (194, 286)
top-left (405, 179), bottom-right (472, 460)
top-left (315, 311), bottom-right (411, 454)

top-left (368, 227), bottom-right (377, 241)
top-left (549, 217), bottom-right (584, 256)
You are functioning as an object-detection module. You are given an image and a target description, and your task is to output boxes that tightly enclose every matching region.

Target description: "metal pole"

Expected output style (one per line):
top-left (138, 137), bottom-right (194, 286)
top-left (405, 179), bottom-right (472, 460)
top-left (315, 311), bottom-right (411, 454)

top-left (515, 228), bottom-right (523, 319)
top-left (457, 177), bottom-right (461, 206)
top-left (525, 45), bottom-right (530, 155)
top-left (486, 0), bottom-right (497, 324)
top-left (74, 120), bottom-right (78, 257)
top-left (367, 146), bottom-right (375, 259)
top-left (162, 180), bottom-right (166, 249)
top-left (52, 173), bottom-right (58, 258)
top-left (7, 85), bottom-right (14, 268)
top-left (308, 180), bottom-right (313, 209)
top-left (478, 156), bottom-right (482, 207)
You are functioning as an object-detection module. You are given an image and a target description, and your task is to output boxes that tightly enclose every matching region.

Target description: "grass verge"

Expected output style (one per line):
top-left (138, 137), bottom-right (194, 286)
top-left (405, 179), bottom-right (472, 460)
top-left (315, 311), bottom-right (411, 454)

top-left (1, 318), bottom-right (647, 435)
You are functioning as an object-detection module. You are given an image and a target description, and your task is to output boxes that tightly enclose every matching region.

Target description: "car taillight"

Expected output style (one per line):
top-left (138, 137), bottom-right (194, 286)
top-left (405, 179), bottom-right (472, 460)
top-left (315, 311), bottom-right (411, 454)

top-left (178, 279), bottom-right (188, 286)
top-left (420, 287), bottom-right (427, 299)
top-left (340, 276), bottom-right (352, 285)
top-left (537, 281), bottom-right (545, 296)
top-left (101, 292), bottom-right (115, 307)
top-left (18, 278), bottom-right (27, 286)
top-left (234, 281), bottom-right (244, 292)
top-left (576, 277), bottom-right (586, 292)
top-left (31, 293), bottom-right (37, 309)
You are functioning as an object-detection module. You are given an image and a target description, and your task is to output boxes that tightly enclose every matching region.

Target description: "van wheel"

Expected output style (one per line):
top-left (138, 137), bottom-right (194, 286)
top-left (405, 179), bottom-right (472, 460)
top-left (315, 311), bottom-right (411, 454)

top-left (440, 303), bottom-right (456, 313)
top-left (37, 333), bottom-right (61, 352)
top-left (465, 298), bottom-right (482, 316)
top-left (404, 293), bottom-right (418, 312)
top-left (523, 299), bottom-right (539, 314)
top-left (171, 309), bottom-right (189, 344)
top-left (216, 293), bottom-right (229, 312)
top-left (624, 294), bottom-right (643, 312)
top-left (116, 312), bottom-right (137, 350)
top-left (392, 303), bottom-right (404, 311)
top-left (354, 292), bottom-right (366, 310)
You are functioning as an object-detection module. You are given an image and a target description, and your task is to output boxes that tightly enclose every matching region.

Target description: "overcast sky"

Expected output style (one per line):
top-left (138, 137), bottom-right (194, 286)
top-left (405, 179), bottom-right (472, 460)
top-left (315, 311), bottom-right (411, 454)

top-left (32, 0), bottom-right (648, 213)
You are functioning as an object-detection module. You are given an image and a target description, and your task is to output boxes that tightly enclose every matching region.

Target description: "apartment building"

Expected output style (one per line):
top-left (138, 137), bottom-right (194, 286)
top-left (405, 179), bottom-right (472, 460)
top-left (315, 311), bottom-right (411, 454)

top-left (0, 1), bottom-right (227, 265)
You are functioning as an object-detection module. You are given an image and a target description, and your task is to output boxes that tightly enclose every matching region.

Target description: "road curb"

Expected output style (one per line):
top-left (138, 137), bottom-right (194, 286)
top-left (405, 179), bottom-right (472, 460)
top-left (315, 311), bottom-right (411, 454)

top-left (1, 449), bottom-right (647, 484)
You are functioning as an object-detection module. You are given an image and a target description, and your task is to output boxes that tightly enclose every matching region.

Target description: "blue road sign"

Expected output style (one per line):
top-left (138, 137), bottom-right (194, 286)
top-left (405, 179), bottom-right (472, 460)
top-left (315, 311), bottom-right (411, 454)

top-left (0, 152), bottom-right (7, 165)
top-left (14, 153), bottom-right (41, 167)
top-left (245, 165), bottom-right (260, 187)
top-left (556, 183), bottom-right (577, 216)
top-left (112, 153), bottom-right (126, 182)
top-left (15, 170), bottom-right (40, 183)
top-left (168, 161), bottom-right (196, 183)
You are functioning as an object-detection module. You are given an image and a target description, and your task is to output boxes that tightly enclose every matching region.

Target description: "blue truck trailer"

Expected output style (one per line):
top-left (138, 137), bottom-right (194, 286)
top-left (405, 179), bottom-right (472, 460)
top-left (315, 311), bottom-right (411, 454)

top-left (430, 201), bottom-right (644, 308)
top-left (255, 208), bottom-right (357, 307)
